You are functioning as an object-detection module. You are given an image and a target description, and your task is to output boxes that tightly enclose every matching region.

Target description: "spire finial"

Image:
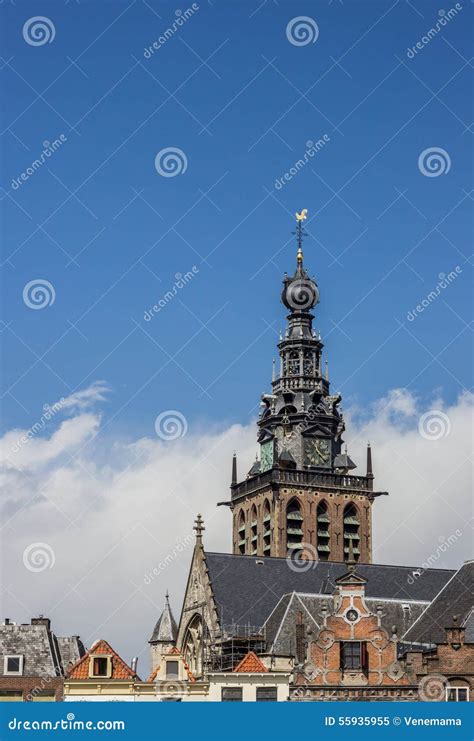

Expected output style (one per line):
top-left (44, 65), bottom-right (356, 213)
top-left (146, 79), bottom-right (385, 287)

top-left (366, 441), bottom-right (374, 483)
top-left (347, 537), bottom-right (356, 570)
top-left (231, 453), bottom-right (238, 486)
top-left (272, 358), bottom-right (276, 381)
top-left (165, 590), bottom-right (170, 602)
top-left (194, 513), bottom-right (205, 542)
top-left (294, 209), bottom-right (308, 264)
top-left (325, 358), bottom-right (329, 381)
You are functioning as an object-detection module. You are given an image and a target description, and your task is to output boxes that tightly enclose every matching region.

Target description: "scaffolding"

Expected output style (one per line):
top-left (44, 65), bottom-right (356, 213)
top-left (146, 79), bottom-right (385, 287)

top-left (206, 622), bottom-right (267, 672)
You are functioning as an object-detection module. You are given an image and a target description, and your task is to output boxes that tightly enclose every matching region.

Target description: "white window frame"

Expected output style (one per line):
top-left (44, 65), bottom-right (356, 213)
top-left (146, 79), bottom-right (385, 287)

top-left (88, 655), bottom-right (112, 679)
top-left (445, 686), bottom-right (469, 702)
top-left (3, 655), bottom-right (24, 676)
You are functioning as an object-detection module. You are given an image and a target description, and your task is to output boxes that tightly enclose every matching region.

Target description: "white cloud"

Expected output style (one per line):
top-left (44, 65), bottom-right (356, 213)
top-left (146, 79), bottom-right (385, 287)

top-left (0, 385), bottom-right (471, 677)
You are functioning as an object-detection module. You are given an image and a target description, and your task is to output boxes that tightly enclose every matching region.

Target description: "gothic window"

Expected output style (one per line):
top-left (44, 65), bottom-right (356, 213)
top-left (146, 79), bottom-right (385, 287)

top-left (286, 498), bottom-right (303, 556)
top-left (316, 501), bottom-right (330, 561)
top-left (343, 503), bottom-right (360, 562)
top-left (263, 500), bottom-right (271, 556)
top-left (250, 505), bottom-right (258, 555)
top-left (288, 351), bottom-right (299, 376)
top-left (183, 615), bottom-right (203, 678)
top-left (237, 510), bottom-right (246, 555)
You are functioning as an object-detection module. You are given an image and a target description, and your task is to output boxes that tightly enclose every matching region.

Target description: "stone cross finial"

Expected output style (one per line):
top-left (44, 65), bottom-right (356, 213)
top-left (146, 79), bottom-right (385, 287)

top-left (194, 514), bottom-right (205, 542)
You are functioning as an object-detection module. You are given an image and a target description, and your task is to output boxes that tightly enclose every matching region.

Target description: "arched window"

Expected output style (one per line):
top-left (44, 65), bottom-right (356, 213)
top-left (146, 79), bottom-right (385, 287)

top-left (288, 351), bottom-right (299, 376)
top-left (263, 500), bottom-right (271, 556)
top-left (316, 501), bottom-right (330, 561)
top-left (286, 498), bottom-right (303, 556)
top-left (343, 503), bottom-right (360, 562)
top-left (182, 614), bottom-right (203, 678)
top-left (250, 505), bottom-right (258, 555)
top-left (303, 350), bottom-right (314, 375)
top-left (237, 510), bottom-right (246, 555)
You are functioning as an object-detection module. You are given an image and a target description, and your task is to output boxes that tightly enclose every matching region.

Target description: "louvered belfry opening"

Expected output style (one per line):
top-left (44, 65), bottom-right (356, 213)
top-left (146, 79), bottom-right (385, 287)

top-left (343, 503), bottom-right (360, 561)
top-left (316, 500), bottom-right (330, 561)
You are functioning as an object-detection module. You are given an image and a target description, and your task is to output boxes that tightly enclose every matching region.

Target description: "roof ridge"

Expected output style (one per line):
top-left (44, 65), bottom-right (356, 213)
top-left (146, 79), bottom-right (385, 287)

top-left (204, 551), bottom-right (456, 572)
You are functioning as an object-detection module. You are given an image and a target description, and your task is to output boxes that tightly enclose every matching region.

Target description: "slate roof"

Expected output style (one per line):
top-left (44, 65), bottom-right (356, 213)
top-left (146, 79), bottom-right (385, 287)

top-left (402, 561), bottom-right (474, 645)
top-left (66, 639), bottom-right (140, 681)
top-left (463, 609), bottom-right (474, 643)
top-left (0, 617), bottom-right (84, 677)
top-left (264, 592), bottom-right (428, 655)
top-left (205, 552), bottom-right (455, 631)
top-left (149, 594), bottom-right (178, 644)
top-left (234, 651), bottom-right (268, 673)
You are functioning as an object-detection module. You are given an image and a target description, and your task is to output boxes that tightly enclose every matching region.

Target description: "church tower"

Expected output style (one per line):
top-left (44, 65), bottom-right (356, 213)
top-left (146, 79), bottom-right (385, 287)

top-left (148, 592), bottom-right (178, 672)
top-left (227, 211), bottom-right (385, 564)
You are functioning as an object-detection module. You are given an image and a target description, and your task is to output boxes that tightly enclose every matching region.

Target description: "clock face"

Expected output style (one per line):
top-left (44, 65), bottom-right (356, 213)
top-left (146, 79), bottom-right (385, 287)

top-left (304, 438), bottom-right (331, 467)
top-left (260, 441), bottom-right (274, 472)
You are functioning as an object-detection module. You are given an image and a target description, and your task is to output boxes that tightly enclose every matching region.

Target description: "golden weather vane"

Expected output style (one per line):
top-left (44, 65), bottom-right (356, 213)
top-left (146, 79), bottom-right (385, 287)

top-left (293, 209), bottom-right (309, 261)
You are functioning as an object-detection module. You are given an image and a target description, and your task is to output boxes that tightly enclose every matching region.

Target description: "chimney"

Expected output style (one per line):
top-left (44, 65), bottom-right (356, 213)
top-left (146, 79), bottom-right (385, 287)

top-left (446, 615), bottom-right (464, 651)
top-left (31, 616), bottom-right (51, 630)
top-left (4, 618), bottom-right (10, 625)
top-left (131, 657), bottom-right (138, 673)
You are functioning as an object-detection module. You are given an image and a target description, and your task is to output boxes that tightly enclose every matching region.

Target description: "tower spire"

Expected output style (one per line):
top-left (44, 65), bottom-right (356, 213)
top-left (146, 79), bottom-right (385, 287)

top-left (231, 453), bottom-right (237, 486)
top-left (366, 442), bottom-right (374, 483)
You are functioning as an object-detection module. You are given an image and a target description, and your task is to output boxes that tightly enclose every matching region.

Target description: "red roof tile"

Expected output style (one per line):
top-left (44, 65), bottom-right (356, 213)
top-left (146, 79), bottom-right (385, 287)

top-left (66, 639), bottom-right (140, 681)
top-left (233, 651), bottom-right (268, 673)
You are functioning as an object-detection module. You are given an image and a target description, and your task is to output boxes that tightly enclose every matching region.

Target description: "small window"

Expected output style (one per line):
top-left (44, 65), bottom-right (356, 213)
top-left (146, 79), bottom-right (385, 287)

top-left (221, 687), bottom-right (243, 702)
top-left (446, 686), bottom-right (469, 702)
top-left (3, 656), bottom-right (23, 675)
top-left (166, 660), bottom-right (179, 679)
top-left (256, 686), bottom-right (278, 702)
top-left (0, 691), bottom-right (23, 702)
top-left (91, 656), bottom-right (109, 677)
top-left (32, 692), bottom-right (56, 702)
top-left (340, 642), bottom-right (368, 673)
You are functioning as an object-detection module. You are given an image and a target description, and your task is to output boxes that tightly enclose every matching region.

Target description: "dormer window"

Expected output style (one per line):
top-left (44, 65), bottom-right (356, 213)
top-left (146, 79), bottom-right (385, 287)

top-left (89, 656), bottom-right (111, 678)
top-left (4, 655), bottom-right (23, 675)
top-left (166, 660), bottom-right (179, 679)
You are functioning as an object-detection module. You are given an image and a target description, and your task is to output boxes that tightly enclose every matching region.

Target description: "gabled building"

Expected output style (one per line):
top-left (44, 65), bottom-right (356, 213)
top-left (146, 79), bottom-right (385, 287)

top-left (207, 651), bottom-right (290, 702)
top-left (64, 639), bottom-right (140, 701)
top-left (401, 561), bottom-right (474, 702)
top-left (0, 616), bottom-right (84, 702)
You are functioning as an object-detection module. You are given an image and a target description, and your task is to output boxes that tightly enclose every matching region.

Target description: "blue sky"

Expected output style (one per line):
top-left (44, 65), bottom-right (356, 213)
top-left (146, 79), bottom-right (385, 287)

top-left (1, 0), bottom-right (472, 442)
